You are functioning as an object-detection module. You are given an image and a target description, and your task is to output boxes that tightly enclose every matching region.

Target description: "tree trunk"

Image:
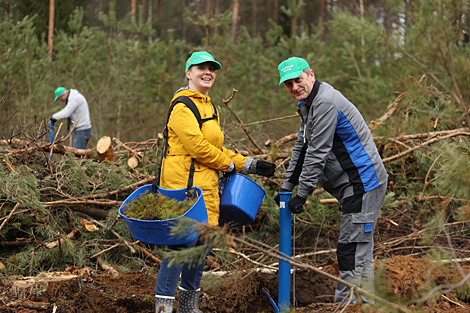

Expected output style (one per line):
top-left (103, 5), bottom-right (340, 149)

top-left (274, 0), bottom-right (278, 24)
top-left (48, 0), bottom-right (54, 57)
top-left (158, 0), bottom-right (162, 39)
top-left (230, 0), bottom-right (240, 43)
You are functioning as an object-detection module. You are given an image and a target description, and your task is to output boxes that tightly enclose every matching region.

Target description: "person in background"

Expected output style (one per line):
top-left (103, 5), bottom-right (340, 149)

top-left (51, 87), bottom-right (92, 149)
top-left (274, 57), bottom-right (388, 304)
top-left (154, 51), bottom-right (275, 313)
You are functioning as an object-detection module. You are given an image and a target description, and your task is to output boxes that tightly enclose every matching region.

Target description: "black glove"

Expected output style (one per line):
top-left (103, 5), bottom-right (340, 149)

top-left (255, 160), bottom-right (275, 177)
top-left (288, 195), bottom-right (307, 214)
top-left (224, 161), bottom-right (236, 178)
top-left (274, 188), bottom-right (290, 206)
top-left (50, 116), bottom-right (56, 123)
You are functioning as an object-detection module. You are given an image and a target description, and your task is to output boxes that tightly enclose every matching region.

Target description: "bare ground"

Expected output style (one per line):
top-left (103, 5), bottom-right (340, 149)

top-left (1, 255), bottom-right (470, 312)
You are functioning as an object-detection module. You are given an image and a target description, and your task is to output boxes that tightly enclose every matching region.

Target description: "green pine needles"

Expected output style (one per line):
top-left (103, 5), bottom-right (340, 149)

top-left (122, 191), bottom-right (197, 221)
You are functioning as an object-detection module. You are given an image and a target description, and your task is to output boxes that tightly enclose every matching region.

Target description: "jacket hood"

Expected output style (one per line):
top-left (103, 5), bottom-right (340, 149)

top-left (171, 87), bottom-right (211, 103)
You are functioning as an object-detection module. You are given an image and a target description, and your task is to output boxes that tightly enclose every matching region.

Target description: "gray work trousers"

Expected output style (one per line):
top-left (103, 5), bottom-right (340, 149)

top-left (334, 182), bottom-right (387, 304)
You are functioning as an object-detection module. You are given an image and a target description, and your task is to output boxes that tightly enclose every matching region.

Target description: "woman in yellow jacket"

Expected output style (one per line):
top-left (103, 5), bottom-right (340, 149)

top-left (154, 51), bottom-right (275, 313)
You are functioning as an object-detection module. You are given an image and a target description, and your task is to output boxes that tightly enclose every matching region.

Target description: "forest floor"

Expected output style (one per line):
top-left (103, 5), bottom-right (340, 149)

top-left (1, 254), bottom-right (470, 313)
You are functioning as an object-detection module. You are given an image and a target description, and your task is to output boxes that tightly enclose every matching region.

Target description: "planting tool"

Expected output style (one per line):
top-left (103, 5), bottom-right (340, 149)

top-left (264, 191), bottom-right (293, 312)
top-left (262, 288), bottom-right (280, 313)
top-left (49, 118), bottom-right (55, 160)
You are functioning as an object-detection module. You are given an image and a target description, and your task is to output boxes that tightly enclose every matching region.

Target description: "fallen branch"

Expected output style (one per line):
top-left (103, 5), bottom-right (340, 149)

top-left (8, 301), bottom-right (49, 310)
top-left (0, 203), bottom-right (20, 232)
top-left (382, 131), bottom-right (470, 163)
top-left (83, 215), bottom-right (136, 254)
top-left (368, 92), bottom-right (406, 132)
top-left (46, 229), bottom-right (79, 249)
top-left (223, 88), bottom-right (264, 153)
top-left (42, 199), bottom-right (122, 207)
top-left (97, 257), bottom-right (120, 277)
top-left (243, 113), bottom-right (299, 126)
top-left (134, 244), bottom-right (163, 266)
top-left (113, 137), bottom-right (141, 160)
top-left (90, 243), bottom-right (123, 259)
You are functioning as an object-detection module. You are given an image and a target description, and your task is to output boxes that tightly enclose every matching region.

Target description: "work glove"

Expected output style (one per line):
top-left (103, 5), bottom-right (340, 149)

top-left (254, 160), bottom-right (276, 177)
top-left (288, 195), bottom-right (307, 214)
top-left (274, 188), bottom-right (290, 206)
top-left (50, 116), bottom-right (56, 123)
top-left (224, 160), bottom-right (236, 178)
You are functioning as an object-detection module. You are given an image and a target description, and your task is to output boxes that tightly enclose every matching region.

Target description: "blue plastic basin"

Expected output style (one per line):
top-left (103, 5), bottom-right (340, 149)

top-left (219, 173), bottom-right (266, 227)
top-left (119, 184), bottom-right (208, 245)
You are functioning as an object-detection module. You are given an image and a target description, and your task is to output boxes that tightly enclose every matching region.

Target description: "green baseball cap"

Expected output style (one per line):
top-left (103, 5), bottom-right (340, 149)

top-left (278, 57), bottom-right (310, 85)
top-left (54, 87), bottom-right (67, 101)
top-left (185, 51), bottom-right (221, 71)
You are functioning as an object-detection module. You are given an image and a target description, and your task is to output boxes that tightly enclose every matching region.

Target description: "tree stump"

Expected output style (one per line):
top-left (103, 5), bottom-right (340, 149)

top-left (7, 272), bottom-right (82, 301)
top-left (97, 136), bottom-right (114, 163)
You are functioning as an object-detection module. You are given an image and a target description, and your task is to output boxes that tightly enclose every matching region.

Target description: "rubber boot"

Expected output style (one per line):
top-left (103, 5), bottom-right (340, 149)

top-left (176, 287), bottom-right (202, 313)
top-left (155, 295), bottom-right (174, 313)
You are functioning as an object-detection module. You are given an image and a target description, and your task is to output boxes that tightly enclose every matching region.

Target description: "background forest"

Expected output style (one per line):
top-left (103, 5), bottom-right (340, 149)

top-left (2, 1), bottom-right (470, 310)
top-left (6, 0), bottom-right (470, 143)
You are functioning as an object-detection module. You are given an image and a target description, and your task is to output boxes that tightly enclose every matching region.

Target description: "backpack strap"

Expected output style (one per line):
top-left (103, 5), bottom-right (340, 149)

top-left (152, 96), bottom-right (219, 197)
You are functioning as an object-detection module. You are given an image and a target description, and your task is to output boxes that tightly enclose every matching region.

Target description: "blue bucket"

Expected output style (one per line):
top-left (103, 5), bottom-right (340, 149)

top-left (219, 173), bottom-right (266, 227)
top-left (119, 184), bottom-right (208, 245)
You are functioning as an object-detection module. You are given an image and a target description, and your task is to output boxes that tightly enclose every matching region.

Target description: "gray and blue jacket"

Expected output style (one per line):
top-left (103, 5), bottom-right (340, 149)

top-left (52, 89), bottom-right (92, 131)
top-left (282, 81), bottom-right (388, 204)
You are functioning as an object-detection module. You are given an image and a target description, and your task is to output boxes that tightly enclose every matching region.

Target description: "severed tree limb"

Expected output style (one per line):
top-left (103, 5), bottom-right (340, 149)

top-left (274, 133), bottom-right (298, 147)
top-left (83, 215), bottom-right (136, 254)
top-left (387, 127), bottom-right (470, 142)
top-left (0, 203), bottom-right (20, 232)
top-left (368, 92), bottom-right (407, 132)
top-left (243, 113), bottom-right (299, 126)
top-left (9, 142), bottom-right (93, 158)
top-left (134, 244), bottom-right (163, 266)
top-left (8, 301), bottom-right (49, 310)
top-left (113, 137), bottom-right (142, 160)
top-left (42, 199), bottom-right (121, 207)
top-left (90, 243), bottom-right (123, 259)
top-left (46, 229), bottom-right (79, 248)
top-left (382, 131), bottom-right (470, 164)
top-left (97, 257), bottom-right (120, 277)
top-left (222, 88), bottom-right (264, 153)
top-left (80, 176), bottom-right (154, 200)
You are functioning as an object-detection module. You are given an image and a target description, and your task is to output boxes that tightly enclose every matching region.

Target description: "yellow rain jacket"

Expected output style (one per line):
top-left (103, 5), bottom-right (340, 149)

top-left (159, 89), bottom-right (249, 226)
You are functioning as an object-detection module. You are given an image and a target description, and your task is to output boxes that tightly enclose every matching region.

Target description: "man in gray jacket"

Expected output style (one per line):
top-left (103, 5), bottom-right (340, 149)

top-left (275, 57), bottom-right (388, 303)
top-left (51, 87), bottom-right (92, 149)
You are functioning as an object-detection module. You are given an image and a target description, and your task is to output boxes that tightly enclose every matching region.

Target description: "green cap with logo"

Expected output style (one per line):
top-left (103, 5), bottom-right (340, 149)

top-left (278, 57), bottom-right (310, 85)
top-left (54, 87), bottom-right (67, 101)
top-left (185, 51), bottom-right (222, 71)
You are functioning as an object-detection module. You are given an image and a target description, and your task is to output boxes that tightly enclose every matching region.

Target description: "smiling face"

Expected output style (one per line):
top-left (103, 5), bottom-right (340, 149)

top-left (283, 69), bottom-right (315, 101)
top-left (186, 62), bottom-right (216, 96)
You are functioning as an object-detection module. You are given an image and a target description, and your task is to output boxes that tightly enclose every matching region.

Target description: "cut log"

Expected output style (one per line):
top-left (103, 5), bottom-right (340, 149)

top-left (127, 156), bottom-right (139, 168)
top-left (7, 272), bottom-right (82, 301)
top-left (96, 136), bottom-right (114, 163)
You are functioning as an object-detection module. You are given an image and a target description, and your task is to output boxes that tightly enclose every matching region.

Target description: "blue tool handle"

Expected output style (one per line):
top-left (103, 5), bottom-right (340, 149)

top-left (278, 191), bottom-right (292, 312)
top-left (49, 119), bottom-right (55, 143)
top-left (49, 119), bottom-right (55, 160)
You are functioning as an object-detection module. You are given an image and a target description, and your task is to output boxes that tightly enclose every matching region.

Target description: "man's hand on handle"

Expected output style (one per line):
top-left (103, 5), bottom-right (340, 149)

top-left (287, 195), bottom-right (306, 214)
